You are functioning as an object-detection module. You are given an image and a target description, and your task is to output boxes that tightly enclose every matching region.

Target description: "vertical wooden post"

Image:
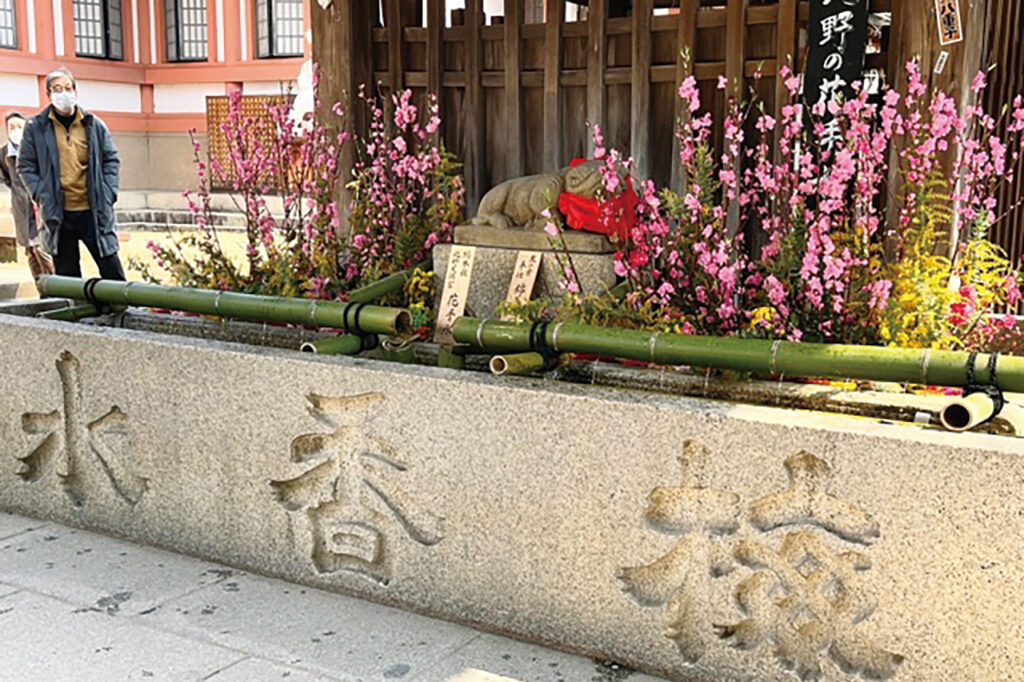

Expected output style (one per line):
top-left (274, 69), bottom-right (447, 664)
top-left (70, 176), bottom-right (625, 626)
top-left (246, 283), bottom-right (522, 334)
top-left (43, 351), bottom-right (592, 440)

top-left (586, 0), bottom-right (607, 157)
top-left (465, 0), bottom-right (485, 213)
top-left (987, 0), bottom-right (1023, 263)
top-left (426, 0), bottom-right (444, 99)
top-left (887, 0), bottom-right (993, 251)
top-left (400, 0), bottom-right (421, 25)
top-left (385, 0), bottom-right (404, 96)
top-left (774, 0), bottom-right (797, 135)
top-left (670, 0), bottom-right (698, 189)
top-left (543, 0), bottom-right (565, 172)
top-left (504, 0), bottom-right (525, 178)
top-left (885, 1), bottom-right (929, 252)
top-left (951, 0), bottom-right (994, 254)
top-left (630, 0), bottom-right (653, 178)
top-left (312, 0), bottom-right (371, 234)
top-left (725, 0), bottom-right (747, 235)
top-left (725, 0), bottom-right (747, 101)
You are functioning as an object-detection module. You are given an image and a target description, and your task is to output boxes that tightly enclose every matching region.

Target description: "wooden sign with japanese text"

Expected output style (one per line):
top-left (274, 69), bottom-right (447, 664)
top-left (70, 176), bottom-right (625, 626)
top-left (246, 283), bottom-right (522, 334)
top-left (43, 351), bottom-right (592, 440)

top-left (504, 251), bottom-right (543, 311)
top-left (805, 0), bottom-right (869, 149)
top-left (434, 246), bottom-right (477, 345)
top-left (935, 0), bottom-right (963, 46)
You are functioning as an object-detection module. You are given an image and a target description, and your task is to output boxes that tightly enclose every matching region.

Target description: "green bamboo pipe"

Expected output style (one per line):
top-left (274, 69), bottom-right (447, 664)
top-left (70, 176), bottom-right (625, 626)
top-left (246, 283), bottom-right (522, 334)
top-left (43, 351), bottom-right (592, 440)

top-left (347, 262), bottom-right (429, 304)
top-left (37, 276), bottom-right (413, 338)
top-left (38, 302), bottom-right (129, 321)
top-left (348, 270), bottom-right (410, 304)
top-left (300, 334), bottom-right (374, 355)
top-left (607, 281), bottom-right (630, 300)
top-left (489, 352), bottom-right (547, 376)
top-left (38, 303), bottom-right (101, 321)
top-left (452, 317), bottom-right (1024, 391)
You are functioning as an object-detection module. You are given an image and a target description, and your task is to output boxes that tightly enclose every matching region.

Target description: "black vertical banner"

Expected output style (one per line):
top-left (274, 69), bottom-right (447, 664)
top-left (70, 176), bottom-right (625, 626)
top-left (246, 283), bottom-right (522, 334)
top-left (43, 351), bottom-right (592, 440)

top-left (805, 0), bottom-right (870, 107)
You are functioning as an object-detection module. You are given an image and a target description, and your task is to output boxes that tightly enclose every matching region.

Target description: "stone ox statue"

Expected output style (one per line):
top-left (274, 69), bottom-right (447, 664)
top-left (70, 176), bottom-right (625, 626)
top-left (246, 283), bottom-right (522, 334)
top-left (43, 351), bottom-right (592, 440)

top-left (471, 160), bottom-right (611, 231)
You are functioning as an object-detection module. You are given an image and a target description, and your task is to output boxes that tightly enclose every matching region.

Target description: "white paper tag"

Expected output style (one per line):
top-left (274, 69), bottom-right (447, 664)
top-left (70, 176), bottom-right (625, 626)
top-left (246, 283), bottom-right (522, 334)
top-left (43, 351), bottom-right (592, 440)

top-left (934, 50), bottom-right (950, 75)
top-left (504, 251), bottom-right (543, 308)
top-left (434, 245), bottom-right (477, 345)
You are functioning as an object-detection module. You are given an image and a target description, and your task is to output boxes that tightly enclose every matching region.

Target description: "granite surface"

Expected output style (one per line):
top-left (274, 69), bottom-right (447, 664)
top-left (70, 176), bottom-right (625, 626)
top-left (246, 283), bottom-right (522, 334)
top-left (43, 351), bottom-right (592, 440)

top-left (433, 243), bottom-right (617, 319)
top-left (454, 224), bottom-right (615, 254)
top-left (1, 313), bottom-right (1024, 682)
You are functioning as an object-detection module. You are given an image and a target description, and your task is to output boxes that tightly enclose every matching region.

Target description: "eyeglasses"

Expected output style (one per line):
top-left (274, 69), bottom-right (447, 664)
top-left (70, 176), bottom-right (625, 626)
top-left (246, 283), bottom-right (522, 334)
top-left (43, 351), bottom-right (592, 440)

top-left (49, 83), bottom-right (74, 93)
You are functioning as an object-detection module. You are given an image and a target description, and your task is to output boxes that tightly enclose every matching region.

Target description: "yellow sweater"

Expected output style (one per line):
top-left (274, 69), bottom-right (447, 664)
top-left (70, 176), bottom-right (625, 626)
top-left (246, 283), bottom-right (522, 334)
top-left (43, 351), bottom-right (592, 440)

top-left (49, 107), bottom-right (90, 211)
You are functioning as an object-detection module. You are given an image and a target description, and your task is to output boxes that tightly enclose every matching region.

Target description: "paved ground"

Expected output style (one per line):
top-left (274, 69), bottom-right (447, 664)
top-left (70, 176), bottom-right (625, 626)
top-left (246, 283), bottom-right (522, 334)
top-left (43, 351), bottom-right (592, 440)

top-left (0, 512), bottom-right (666, 682)
top-left (0, 228), bottom-right (251, 295)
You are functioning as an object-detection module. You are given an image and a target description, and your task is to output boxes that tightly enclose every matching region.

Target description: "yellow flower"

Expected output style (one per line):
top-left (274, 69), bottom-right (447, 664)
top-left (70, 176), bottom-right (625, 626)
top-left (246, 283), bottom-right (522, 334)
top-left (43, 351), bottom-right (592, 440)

top-left (749, 306), bottom-right (776, 330)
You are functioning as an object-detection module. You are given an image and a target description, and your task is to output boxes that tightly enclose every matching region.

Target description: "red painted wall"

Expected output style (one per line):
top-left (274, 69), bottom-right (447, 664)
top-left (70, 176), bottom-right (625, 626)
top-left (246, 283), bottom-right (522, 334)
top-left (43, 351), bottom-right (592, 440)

top-left (0, 0), bottom-right (309, 132)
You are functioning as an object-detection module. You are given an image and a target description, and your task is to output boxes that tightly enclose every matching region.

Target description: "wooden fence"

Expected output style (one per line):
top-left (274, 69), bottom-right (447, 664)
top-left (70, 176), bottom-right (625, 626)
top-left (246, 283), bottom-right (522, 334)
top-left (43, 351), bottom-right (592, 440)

top-left (981, 0), bottom-right (1024, 268)
top-left (316, 0), bottom-right (905, 213)
top-left (314, 0), bottom-right (995, 231)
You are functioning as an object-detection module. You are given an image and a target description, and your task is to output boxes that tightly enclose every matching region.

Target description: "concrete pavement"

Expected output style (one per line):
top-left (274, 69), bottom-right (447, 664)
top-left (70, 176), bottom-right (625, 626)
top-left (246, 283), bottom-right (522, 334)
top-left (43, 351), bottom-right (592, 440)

top-left (0, 512), bottom-right (666, 682)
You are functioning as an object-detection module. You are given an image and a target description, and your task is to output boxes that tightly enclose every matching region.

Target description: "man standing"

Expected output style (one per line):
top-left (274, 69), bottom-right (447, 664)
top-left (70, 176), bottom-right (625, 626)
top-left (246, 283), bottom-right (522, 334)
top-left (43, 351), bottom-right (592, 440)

top-left (0, 112), bottom-right (54, 284)
top-left (18, 68), bottom-right (125, 279)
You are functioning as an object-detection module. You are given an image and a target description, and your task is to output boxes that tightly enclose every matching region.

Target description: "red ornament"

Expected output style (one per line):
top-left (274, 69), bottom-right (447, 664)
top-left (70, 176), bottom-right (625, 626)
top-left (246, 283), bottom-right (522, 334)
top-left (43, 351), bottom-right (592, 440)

top-left (558, 158), bottom-right (638, 243)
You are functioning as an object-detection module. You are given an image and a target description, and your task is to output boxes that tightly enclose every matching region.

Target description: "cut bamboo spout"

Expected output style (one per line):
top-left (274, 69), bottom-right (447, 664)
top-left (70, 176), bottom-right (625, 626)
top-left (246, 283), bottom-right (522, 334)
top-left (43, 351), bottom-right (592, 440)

top-left (37, 276), bottom-right (413, 338)
top-left (940, 392), bottom-right (999, 432)
top-left (490, 352), bottom-right (547, 376)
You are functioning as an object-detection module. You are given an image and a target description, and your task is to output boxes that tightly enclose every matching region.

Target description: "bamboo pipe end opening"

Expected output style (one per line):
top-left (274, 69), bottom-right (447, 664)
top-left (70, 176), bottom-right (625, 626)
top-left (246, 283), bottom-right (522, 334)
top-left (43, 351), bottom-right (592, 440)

top-left (939, 392), bottom-right (998, 432)
top-left (940, 403), bottom-right (972, 431)
top-left (490, 356), bottom-right (509, 375)
top-left (395, 310), bottom-right (413, 337)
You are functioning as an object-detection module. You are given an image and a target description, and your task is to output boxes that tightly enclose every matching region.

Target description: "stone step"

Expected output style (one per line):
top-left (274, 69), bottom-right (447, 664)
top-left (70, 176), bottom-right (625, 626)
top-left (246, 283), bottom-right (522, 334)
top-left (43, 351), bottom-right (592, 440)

top-left (127, 190), bottom-right (285, 215)
top-left (115, 208), bottom-right (256, 232)
top-left (117, 224), bottom-right (246, 235)
top-left (115, 209), bottom-right (254, 227)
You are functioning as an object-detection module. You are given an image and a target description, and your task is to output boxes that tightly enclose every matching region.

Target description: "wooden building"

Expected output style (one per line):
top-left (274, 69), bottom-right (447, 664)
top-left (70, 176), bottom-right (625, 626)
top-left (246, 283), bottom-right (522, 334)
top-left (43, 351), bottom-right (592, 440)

top-left (315, 0), bottom-right (1023, 261)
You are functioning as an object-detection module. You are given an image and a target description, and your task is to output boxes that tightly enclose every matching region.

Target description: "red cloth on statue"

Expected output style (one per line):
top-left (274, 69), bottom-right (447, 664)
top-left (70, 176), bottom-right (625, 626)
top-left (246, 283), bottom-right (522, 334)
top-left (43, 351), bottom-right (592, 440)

top-left (558, 157), bottom-right (639, 243)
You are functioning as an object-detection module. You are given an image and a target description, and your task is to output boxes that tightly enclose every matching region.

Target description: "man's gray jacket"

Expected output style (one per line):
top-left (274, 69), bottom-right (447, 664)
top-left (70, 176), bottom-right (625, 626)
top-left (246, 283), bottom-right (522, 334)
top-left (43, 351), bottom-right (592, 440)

top-left (17, 105), bottom-right (120, 257)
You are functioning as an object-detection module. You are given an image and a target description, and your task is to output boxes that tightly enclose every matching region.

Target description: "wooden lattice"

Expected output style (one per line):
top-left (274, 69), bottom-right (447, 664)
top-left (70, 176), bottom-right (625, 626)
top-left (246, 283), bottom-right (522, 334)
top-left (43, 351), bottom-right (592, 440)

top-left (206, 94), bottom-right (294, 191)
top-left (345, 0), bottom-right (897, 210)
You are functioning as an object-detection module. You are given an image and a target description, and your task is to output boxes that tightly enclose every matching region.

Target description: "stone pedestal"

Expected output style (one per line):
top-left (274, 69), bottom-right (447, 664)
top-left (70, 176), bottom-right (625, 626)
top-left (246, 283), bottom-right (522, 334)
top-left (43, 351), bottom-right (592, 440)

top-left (433, 225), bottom-right (617, 319)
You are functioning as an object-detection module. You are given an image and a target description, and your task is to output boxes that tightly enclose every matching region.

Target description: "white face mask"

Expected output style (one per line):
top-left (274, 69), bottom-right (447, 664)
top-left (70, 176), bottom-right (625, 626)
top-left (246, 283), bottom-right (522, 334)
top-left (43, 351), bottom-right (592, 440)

top-left (7, 128), bottom-right (22, 146)
top-left (51, 90), bottom-right (77, 115)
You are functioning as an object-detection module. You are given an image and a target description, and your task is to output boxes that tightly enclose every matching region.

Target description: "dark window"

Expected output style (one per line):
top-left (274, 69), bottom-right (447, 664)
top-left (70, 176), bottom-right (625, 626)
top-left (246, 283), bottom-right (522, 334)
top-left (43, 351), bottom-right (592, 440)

top-left (73, 0), bottom-right (123, 59)
top-left (0, 0), bottom-right (16, 49)
top-left (165, 0), bottom-right (208, 62)
top-left (255, 0), bottom-right (303, 58)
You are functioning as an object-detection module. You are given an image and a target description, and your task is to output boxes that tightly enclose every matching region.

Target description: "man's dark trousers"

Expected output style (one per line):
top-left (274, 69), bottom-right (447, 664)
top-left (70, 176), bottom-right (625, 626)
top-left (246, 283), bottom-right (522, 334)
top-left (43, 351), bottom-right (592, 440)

top-left (54, 210), bottom-right (125, 280)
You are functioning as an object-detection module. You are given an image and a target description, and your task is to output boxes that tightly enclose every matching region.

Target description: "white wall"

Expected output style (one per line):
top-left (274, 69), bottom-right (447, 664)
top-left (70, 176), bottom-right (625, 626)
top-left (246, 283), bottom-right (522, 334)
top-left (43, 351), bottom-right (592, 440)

top-left (26, 0), bottom-right (36, 53)
top-left (76, 80), bottom-right (142, 113)
top-left (242, 81), bottom-right (298, 96)
top-left (0, 73), bottom-right (40, 109)
top-left (153, 83), bottom-right (225, 114)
